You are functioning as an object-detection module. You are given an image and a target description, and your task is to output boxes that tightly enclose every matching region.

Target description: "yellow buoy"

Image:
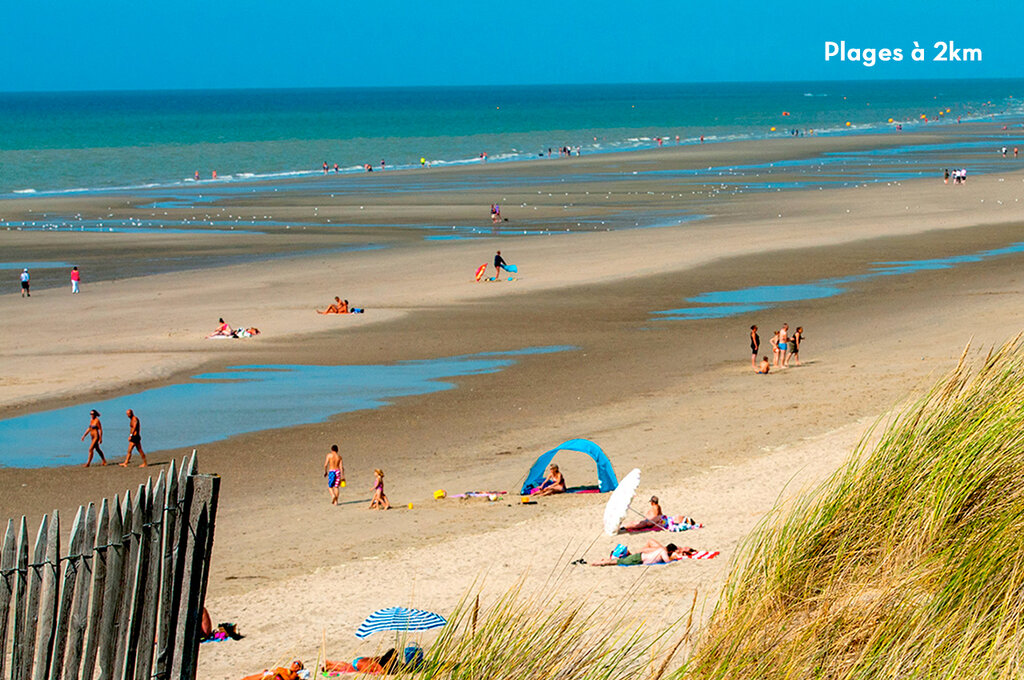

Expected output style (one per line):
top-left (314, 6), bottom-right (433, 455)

top-left (770, 126), bottom-right (776, 132)
top-left (845, 122), bottom-right (851, 127)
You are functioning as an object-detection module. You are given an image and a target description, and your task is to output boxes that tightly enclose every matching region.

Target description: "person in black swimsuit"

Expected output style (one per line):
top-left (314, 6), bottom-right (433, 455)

top-left (750, 325), bottom-right (760, 369)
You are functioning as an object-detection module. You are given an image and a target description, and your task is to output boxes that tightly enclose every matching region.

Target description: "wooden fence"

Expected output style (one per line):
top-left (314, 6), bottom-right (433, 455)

top-left (0, 452), bottom-right (219, 680)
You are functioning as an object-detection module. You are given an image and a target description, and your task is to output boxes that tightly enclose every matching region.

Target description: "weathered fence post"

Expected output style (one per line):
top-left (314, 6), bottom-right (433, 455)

top-left (1, 455), bottom-right (216, 680)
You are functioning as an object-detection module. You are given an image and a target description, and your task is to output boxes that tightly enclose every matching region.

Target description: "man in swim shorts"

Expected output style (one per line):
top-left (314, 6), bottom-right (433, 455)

top-left (324, 444), bottom-right (345, 505)
top-left (121, 409), bottom-right (147, 467)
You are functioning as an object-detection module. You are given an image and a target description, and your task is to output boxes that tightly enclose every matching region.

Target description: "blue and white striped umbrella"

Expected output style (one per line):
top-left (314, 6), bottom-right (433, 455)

top-left (355, 607), bottom-right (447, 639)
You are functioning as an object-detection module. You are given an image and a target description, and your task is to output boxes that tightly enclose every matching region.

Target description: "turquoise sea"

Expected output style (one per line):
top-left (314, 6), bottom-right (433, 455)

top-left (2, 79), bottom-right (1023, 197)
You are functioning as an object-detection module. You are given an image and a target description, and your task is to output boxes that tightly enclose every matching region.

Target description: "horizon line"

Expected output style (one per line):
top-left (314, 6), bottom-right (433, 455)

top-left (3, 75), bottom-right (1022, 97)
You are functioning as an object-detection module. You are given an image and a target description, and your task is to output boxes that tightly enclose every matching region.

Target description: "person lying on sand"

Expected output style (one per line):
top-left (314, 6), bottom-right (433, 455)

top-left (620, 496), bottom-right (663, 531)
top-left (239, 660), bottom-right (304, 680)
top-left (534, 464), bottom-right (566, 496)
top-left (317, 297), bottom-right (349, 314)
top-left (323, 648), bottom-right (399, 674)
top-left (207, 318), bottom-right (233, 338)
top-left (589, 539), bottom-right (696, 566)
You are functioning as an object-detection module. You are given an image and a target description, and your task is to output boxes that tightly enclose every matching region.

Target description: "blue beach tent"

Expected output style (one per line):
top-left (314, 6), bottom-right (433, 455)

top-left (519, 438), bottom-right (619, 495)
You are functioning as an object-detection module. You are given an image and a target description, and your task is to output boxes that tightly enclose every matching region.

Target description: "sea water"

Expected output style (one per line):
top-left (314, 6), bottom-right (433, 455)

top-left (2, 80), bottom-right (1022, 197)
top-left (0, 346), bottom-right (572, 469)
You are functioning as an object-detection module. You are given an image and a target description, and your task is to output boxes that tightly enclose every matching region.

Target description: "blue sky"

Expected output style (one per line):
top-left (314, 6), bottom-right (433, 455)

top-left (1, 0), bottom-right (1019, 91)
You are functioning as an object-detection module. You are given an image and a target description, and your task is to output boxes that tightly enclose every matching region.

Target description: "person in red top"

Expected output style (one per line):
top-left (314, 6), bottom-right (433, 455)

top-left (70, 266), bottom-right (81, 294)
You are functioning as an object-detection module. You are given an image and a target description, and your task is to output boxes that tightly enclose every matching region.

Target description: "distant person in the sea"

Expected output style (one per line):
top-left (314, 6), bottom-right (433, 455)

top-left (317, 297), bottom-right (348, 314)
top-left (333, 163), bottom-right (339, 173)
top-left (757, 357), bottom-right (771, 374)
top-left (621, 496), bottom-right (664, 532)
top-left (70, 266), bottom-right (80, 294)
top-left (20, 269), bottom-right (29, 297)
top-left (493, 250), bottom-right (508, 279)
top-left (534, 464), bottom-right (566, 496)
top-left (381, 159), bottom-right (385, 171)
top-left (324, 444), bottom-right (345, 505)
top-left (194, 170), bottom-right (200, 181)
top-left (370, 469), bottom-right (390, 510)
top-left (212, 170), bottom-right (217, 179)
top-left (81, 409), bottom-right (106, 467)
top-left (789, 327), bottom-right (804, 366)
top-left (777, 324), bottom-right (790, 367)
top-left (750, 325), bottom-right (760, 369)
top-left (121, 409), bottom-right (147, 467)
top-left (322, 161), bottom-right (328, 174)
top-left (207, 318), bottom-right (233, 338)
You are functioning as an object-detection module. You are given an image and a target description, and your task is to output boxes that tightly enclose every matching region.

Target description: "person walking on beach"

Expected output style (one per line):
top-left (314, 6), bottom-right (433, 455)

top-left (121, 409), bottom-right (147, 467)
top-left (493, 250), bottom-right (508, 280)
top-left (81, 409), bottom-right (106, 467)
top-left (370, 469), bottom-right (390, 510)
top-left (750, 325), bottom-right (760, 369)
top-left (20, 269), bottom-right (30, 297)
top-left (789, 327), bottom-right (804, 366)
top-left (70, 266), bottom-right (81, 294)
top-left (324, 444), bottom-right (345, 505)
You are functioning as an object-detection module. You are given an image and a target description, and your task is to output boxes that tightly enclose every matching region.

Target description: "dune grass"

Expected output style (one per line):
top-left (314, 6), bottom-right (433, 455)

top-left (680, 338), bottom-right (1024, 678)
top-left (381, 581), bottom-right (688, 680)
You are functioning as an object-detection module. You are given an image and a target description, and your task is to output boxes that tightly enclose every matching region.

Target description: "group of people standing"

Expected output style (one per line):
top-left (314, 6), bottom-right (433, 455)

top-left (943, 168), bottom-right (968, 184)
top-left (16, 266), bottom-right (82, 297)
top-left (750, 323), bottom-right (804, 374)
top-left (80, 409), bottom-right (147, 467)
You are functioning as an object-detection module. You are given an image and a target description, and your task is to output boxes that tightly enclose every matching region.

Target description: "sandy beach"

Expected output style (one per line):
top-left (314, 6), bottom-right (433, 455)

top-left (4, 125), bottom-right (1024, 677)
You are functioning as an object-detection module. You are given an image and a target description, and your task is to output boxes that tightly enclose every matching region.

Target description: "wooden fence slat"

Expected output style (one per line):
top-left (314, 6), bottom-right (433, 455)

top-left (118, 486), bottom-right (147, 680)
top-left (32, 512), bottom-right (61, 680)
top-left (0, 520), bottom-right (17, 680)
top-left (49, 507), bottom-right (86, 680)
top-left (61, 503), bottom-right (96, 680)
top-left (154, 461), bottom-right (179, 680)
top-left (111, 489), bottom-right (142, 680)
top-left (170, 475), bottom-right (218, 680)
top-left (167, 475), bottom-right (194, 680)
top-left (133, 476), bottom-right (164, 680)
top-left (12, 518), bottom-right (29, 680)
top-left (20, 514), bottom-right (49, 680)
top-left (79, 500), bottom-right (109, 680)
top-left (95, 495), bottom-right (126, 680)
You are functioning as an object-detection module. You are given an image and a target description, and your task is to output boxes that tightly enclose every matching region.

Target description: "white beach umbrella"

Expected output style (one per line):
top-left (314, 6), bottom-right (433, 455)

top-left (603, 468), bottom-right (641, 535)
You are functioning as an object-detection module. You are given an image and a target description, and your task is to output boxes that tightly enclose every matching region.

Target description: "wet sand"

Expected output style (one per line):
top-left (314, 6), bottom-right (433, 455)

top-left (2, 125), bottom-right (1024, 677)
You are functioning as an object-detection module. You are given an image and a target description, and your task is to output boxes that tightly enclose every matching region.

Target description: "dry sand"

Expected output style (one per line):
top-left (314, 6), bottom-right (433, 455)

top-left (3, 128), bottom-right (1024, 677)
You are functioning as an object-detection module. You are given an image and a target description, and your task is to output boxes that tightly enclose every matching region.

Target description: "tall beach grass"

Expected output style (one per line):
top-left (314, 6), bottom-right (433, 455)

top-left (681, 338), bottom-right (1024, 677)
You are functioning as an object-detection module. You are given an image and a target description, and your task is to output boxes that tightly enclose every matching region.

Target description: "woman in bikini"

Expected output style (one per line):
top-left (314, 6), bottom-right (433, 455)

top-left (621, 496), bottom-right (665, 532)
top-left (207, 318), bottom-right (233, 338)
top-left (317, 297), bottom-right (349, 314)
top-left (81, 409), bottom-right (106, 467)
top-left (534, 464), bottom-right (567, 496)
top-left (370, 469), bottom-right (391, 509)
top-left (769, 330), bottom-right (780, 367)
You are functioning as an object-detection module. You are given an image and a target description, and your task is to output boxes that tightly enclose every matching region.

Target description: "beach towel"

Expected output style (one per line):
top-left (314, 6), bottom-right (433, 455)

top-left (449, 491), bottom-right (507, 498)
top-left (679, 550), bottom-right (719, 560)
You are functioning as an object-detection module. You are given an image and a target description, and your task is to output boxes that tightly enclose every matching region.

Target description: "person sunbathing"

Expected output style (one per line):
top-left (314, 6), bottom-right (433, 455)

top-left (323, 648), bottom-right (398, 674)
top-left (239, 660), bottom-right (303, 680)
top-left (620, 496), bottom-right (664, 532)
top-left (534, 464), bottom-right (566, 496)
top-left (207, 318), bottom-right (233, 338)
top-left (589, 539), bottom-right (696, 566)
top-left (317, 297), bottom-right (349, 314)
